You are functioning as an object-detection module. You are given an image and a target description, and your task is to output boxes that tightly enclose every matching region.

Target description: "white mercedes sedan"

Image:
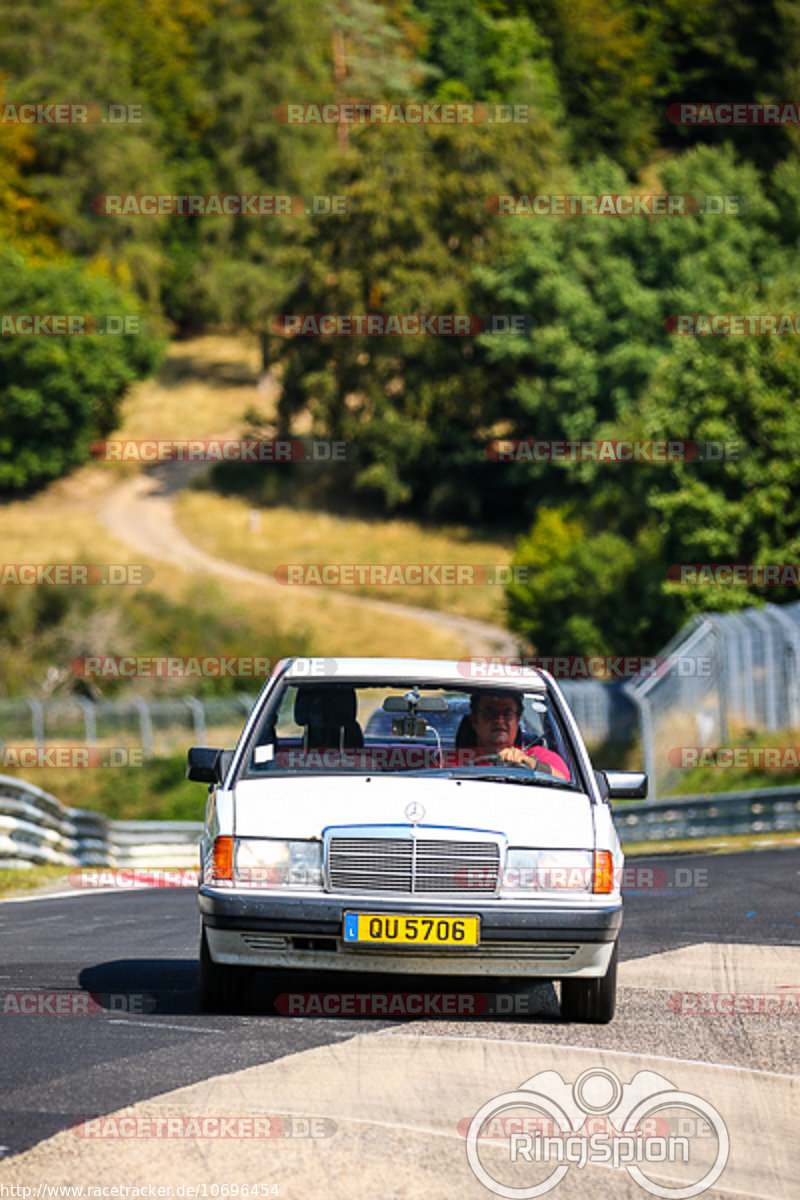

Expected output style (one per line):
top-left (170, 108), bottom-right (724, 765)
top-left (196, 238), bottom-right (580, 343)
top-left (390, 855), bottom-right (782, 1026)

top-left (188, 657), bottom-right (646, 1023)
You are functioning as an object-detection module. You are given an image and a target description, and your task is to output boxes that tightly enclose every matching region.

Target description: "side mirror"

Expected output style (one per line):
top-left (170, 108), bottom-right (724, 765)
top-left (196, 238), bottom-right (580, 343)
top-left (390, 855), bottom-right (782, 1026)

top-left (597, 769), bottom-right (648, 801)
top-left (187, 747), bottom-right (233, 784)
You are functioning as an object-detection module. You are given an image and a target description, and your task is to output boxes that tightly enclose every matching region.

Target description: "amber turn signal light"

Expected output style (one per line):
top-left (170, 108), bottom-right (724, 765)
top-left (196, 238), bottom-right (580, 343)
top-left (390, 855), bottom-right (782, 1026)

top-left (593, 850), bottom-right (615, 894)
top-left (212, 835), bottom-right (234, 881)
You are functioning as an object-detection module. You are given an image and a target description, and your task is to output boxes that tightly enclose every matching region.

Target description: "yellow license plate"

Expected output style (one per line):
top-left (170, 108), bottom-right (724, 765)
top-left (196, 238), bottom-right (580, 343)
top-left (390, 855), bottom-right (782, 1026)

top-left (343, 912), bottom-right (479, 946)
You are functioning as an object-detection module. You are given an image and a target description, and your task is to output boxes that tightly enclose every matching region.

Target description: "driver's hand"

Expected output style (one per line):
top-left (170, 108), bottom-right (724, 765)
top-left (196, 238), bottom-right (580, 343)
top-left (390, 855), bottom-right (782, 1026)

top-left (497, 747), bottom-right (553, 773)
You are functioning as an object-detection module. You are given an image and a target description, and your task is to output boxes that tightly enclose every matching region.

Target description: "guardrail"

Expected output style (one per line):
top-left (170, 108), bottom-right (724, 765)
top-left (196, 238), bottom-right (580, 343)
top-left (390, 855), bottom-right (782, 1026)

top-left (615, 785), bottom-right (800, 844)
top-left (3, 771), bottom-right (800, 875)
top-left (0, 775), bottom-right (201, 870)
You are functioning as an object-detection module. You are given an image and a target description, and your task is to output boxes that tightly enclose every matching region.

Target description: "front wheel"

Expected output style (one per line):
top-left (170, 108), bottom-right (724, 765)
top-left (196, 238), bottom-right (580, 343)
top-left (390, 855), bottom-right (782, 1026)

top-left (198, 925), bottom-right (252, 1013)
top-left (560, 942), bottom-right (617, 1024)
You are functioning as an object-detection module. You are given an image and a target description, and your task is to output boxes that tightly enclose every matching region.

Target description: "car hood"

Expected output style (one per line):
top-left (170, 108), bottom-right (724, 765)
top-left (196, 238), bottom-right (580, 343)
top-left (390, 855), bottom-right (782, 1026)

top-left (233, 773), bottom-right (595, 848)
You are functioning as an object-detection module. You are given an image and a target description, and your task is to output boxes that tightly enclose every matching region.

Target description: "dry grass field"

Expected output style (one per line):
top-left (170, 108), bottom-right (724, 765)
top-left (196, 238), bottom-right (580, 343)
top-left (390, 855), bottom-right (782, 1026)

top-left (0, 335), bottom-right (513, 660)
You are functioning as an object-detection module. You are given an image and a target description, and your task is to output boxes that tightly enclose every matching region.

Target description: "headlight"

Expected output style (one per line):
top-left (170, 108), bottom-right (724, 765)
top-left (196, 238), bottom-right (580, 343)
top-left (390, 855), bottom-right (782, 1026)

top-left (502, 850), bottom-right (594, 895)
top-left (233, 839), bottom-right (323, 889)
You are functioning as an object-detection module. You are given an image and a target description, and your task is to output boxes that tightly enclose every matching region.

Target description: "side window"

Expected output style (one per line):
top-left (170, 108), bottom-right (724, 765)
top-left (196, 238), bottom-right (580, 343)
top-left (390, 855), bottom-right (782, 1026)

top-left (523, 693), bottom-right (577, 783)
top-left (249, 685), bottom-right (301, 770)
top-left (274, 685), bottom-right (302, 739)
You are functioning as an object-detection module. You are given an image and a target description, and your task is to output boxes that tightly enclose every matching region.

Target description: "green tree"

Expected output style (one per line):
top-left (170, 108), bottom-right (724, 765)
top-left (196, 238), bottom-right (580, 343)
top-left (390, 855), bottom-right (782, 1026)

top-left (0, 0), bottom-right (335, 326)
top-left (491, 145), bottom-right (800, 651)
top-left (477, 146), bottom-right (780, 527)
top-left (411, 0), bottom-right (561, 117)
top-left (263, 111), bottom-right (566, 516)
top-left (0, 250), bottom-right (164, 492)
top-left (0, 80), bottom-right (58, 256)
top-left (506, 509), bottom-right (668, 655)
top-left (515, 0), bottom-right (658, 172)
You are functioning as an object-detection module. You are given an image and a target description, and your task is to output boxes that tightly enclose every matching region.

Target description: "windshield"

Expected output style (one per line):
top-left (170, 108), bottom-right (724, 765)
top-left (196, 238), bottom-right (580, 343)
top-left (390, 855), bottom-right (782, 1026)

top-left (242, 680), bottom-right (580, 788)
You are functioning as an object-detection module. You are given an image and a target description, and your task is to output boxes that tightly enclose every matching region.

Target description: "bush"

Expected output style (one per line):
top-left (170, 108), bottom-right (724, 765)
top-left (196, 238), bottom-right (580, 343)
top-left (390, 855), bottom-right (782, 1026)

top-left (0, 249), bottom-right (164, 492)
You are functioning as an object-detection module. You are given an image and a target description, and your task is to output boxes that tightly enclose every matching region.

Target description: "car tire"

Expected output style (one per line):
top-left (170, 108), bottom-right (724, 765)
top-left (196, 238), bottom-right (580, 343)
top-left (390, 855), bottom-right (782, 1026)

top-left (560, 942), bottom-right (617, 1024)
top-left (198, 924), bottom-right (252, 1013)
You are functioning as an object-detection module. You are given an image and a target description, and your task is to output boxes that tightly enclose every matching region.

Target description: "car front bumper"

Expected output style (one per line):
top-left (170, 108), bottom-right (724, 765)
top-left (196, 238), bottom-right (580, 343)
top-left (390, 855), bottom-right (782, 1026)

top-left (199, 888), bottom-right (622, 978)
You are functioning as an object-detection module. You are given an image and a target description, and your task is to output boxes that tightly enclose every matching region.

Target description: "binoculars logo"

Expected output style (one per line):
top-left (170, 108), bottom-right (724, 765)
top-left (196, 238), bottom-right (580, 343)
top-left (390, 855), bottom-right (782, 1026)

top-left (465, 1067), bottom-right (728, 1198)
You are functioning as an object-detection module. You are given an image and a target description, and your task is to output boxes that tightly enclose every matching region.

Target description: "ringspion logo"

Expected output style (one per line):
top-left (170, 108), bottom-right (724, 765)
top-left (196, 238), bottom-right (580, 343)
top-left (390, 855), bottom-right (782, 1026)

top-left (466, 1068), bottom-right (728, 1198)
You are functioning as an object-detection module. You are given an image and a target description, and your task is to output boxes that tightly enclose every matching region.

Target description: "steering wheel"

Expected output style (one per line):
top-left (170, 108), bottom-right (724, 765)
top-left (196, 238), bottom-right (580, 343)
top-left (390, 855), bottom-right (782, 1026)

top-left (471, 753), bottom-right (504, 766)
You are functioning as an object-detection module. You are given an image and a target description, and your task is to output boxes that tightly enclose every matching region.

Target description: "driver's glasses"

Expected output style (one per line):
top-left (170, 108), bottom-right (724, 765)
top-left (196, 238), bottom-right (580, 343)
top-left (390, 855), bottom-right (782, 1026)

top-left (477, 706), bottom-right (518, 724)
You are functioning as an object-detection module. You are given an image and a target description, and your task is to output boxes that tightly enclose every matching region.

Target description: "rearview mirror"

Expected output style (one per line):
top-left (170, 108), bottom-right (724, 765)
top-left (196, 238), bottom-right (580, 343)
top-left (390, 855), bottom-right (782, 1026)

top-left (383, 695), bottom-right (448, 712)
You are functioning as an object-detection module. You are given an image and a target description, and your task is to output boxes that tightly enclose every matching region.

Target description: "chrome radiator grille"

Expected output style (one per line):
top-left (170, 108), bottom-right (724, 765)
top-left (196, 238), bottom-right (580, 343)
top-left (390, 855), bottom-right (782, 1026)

top-left (327, 836), bottom-right (500, 894)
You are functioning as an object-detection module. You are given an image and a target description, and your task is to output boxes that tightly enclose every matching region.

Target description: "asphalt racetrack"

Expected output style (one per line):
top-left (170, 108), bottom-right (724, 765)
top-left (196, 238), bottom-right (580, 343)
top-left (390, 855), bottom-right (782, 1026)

top-left (0, 848), bottom-right (798, 1198)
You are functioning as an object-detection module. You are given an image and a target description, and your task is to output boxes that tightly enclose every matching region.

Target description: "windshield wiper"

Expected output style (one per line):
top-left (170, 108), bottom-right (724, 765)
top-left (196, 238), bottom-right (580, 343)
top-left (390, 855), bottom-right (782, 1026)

top-left (440, 768), bottom-right (578, 789)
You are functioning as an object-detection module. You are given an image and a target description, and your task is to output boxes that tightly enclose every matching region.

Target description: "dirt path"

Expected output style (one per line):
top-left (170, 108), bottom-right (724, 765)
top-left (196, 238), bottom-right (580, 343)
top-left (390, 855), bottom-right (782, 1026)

top-left (97, 460), bottom-right (520, 657)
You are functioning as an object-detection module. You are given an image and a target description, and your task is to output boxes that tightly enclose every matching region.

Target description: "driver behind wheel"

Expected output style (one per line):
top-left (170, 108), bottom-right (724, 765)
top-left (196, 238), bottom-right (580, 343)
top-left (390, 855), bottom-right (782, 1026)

top-left (467, 690), bottom-right (571, 780)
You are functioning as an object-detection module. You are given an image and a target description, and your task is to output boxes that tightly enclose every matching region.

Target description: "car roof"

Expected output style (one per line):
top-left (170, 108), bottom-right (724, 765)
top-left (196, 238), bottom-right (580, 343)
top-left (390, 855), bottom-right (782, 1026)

top-left (281, 657), bottom-right (547, 691)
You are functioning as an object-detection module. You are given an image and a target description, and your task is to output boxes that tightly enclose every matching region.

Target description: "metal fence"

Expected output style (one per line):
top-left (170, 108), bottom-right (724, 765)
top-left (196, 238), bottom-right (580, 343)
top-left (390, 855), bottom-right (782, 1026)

top-left (625, 600), bottom-right (800, 799)
top-left (559, 680), bottom-right (637, 746)
top-left (0, 686), bottom-right (630, 760)
top-left (0, 694), bottom-right (258, 760)
top-left (3, 603), bottom-right (800, 802)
